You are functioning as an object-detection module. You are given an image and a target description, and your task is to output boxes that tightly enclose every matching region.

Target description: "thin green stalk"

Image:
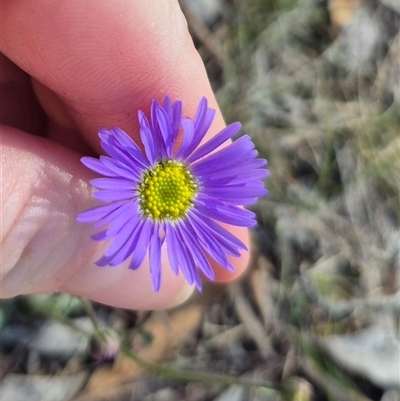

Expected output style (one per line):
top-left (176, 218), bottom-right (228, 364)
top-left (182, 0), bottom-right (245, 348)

top-left (121, 344), bottom-right (282, 394)
top-left (77, 297), bottom-right (282, 395)
top-left (78, 296), bottom-right (107, 342)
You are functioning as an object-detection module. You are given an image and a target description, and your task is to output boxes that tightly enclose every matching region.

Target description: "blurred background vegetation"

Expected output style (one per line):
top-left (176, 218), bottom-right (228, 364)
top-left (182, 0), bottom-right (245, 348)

top-left (1, 0), bottom-right (399, 400)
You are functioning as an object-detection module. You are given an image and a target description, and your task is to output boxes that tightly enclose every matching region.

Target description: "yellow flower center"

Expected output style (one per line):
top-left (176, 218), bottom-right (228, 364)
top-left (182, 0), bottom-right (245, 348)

top-left (138, 160), bottom-right (198, 221)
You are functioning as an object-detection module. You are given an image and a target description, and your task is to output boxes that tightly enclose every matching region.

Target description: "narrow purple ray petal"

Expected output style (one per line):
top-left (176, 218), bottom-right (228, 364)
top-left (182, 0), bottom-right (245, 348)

top-left (194, 103), bottom-right (215, 138)
top-left (205, 180), bottom-right (267, 192)
top-left (165, 223), bottom-right (180, 275)
top-left (204, 186), bottom-right (267, 200)
top-left (76, 200), bottom-right (126, 223)
top-left (93, 189), bottom-right (134, 202)
top-left (90, 178), bottom-right (135, 191)
top-left (96, 215), bottom-right (140, 266)
top-left (149, 224), bottom-right (163, 291)
top-left (192, 271), bottom-right (203, 291)
top-left (171, 100), bottom-right (182, 141)
top-left (176, 118), bottom-right (195, 159)
top-left (194, 97), bottom-right (207, 127)
top-left (155, 106), bottom-right (173, 158)
top-left (187, 122), bottom-right (242, 164)
top-left (100, 140), bottom-right (140, 170)
top-left (178, 100), bottom-right (216, 159)
top-left (195, 200), bottom-right (257, 227)
top-left (129, 219), bottom-right (152, 270)
top-left (107, 220), bottom-right (145, 266)
top-left (149, 100), bottom-right (167, 158)
top-left (172, 226), bottom-right (196, 285)
top-left (191, 150), bottom-right (260, 180)
top-left (99, 156), bottom-right (142, 180)
top-left (100, 127), bottom-right (145, 165)
top-left (81, 157), bottom-right (118, 177)
top-left (104, 209), bottom-right (138, 239)
top-left (103, 214), bottom-right (141, 260)
top-left (190, 210), bottom-right (247, 255)
top-left (200, 194), bottom-right (262, 206)
top-left (139, 111), bottom-right (156, 165)
top-left (100, 130), bottom-right (150, 169)
top-left (190, 135), bottom-right (255, 172)
top-left (162, 95), bottom-right (173, 117)
top-left (95, 254), bottom-right (113, 267)
top-left (109, 127), bottom-right (139, 148)
top-left (185, 215), bottom-right (234, 271)
top-left (201, 167), bottom-right (269, 186)
top-left (91, 230), bottom-right (108, 241)
top-left (93, 201), bottom-right (136, 229)
top-left (178, 223), bottom-right (215, 280)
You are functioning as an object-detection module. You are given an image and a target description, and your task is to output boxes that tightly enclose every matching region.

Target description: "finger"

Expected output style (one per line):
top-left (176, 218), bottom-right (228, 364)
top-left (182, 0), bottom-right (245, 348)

top-left (1, 0), bottom-right (227, 147)
top-left (0, 126), bottom-right (194, 310)
top-left (0, 53), bottom-right (45, 136)
top-left (1, 0), bottom-right (250, 285)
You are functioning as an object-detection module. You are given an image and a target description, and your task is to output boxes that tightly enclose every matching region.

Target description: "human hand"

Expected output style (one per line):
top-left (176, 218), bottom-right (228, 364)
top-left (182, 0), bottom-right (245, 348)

top-left (0, 0), bottom-right (251, 310)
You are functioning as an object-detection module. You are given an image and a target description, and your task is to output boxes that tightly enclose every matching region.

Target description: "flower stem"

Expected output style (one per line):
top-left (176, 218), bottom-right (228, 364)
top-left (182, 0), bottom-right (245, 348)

top-left (78, 296), bottom-right (107, 342)
top-left (121, 344), bottom-right (282, 394)
top-left (78, 297), bottom-right (282, 395)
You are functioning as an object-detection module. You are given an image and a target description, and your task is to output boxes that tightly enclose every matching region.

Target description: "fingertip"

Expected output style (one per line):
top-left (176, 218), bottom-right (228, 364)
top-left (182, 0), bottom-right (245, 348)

top-left (212, 226), bottom-right (251, 283)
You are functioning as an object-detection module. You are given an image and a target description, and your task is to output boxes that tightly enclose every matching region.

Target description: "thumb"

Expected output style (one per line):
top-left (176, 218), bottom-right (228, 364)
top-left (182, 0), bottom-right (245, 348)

top-left (0, 126), bottom-right (194, 309)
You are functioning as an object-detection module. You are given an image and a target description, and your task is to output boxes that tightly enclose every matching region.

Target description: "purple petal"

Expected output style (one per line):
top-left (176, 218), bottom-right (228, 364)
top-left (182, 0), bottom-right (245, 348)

top-left (185, 215), bottom-right (234, 271)
top-left (129, 219), bottom-right (152, 270)
top-left (171, 226), bottom-right (196, 285)
top-left (178, 98), bottom-right (216, 159)
top-left (90, 178), bottom-right (135, 191)
top-left (192, 99), bottom-right (215, 144)
top-left (149, 224), bottom-right (163, 291)
top-left (165, 223), bottom-right (180, 275)
top-left (81, 156), bottom-right (137, 179)
top-left (150, 100), bottom-right (167, 158)
top-left (195, 198), bottom-right (256, 227)
top-left (187, 122), bottom-right (242, 164)
top-left (178, 223), bottom-right (215, 281)
top-left (93, 201), bottom-right (135, 229)
top-left (155, 106), bottom-right (173, 158)
top-left (97, 214), bottom-right (142, 266)
top-left (203, 186), bottom-right (267, 200)
top-left (171, 100), bottom-right (182, 141)
top-left (100, 140), bottom-right (140, 171)
top-left (93, 189), bottom-right (135, 202)
top-left (139, 111), bottom-right (156, 165)
top-left (190, 136), bottom-right (255, 174)
top-left (76, 200), bottom-right (126, 223)
top-left (109, 127), bottom-right (138, 148)
top-left (102, 128), bottom-right (146, 167)
top-left (104, 205), bottom-right (139, 239)
top-left (201, 166), bottom-right (268, 186)
top-left (162, 96), bottom-right (173, 116)
top-left (91, 230), bottom-right (108, 241)
top-left (108, 220), bottom-right (145, 266)
top-left (99, 156), bottom-right (142, 180)
top-left (176, 118), bottom-right (194, 159)
top-left (190, 210), bottom-right (246, 255)
top-left (81, 157), bottom-right (117, 177)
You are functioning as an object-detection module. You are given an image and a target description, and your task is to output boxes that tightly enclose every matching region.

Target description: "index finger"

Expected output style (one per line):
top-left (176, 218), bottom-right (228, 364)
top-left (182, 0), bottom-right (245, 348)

top-left (1, 0), bottom-right (226, 146)
top-left (1, 0), bottom-right (250, 287)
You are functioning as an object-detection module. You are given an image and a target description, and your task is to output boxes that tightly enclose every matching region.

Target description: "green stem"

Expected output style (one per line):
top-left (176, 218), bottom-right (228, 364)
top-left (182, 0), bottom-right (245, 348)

top-left (78, 296), bottom-right (107, 342)
top-left (77, 297), bottom-right (282, 395)
top-left (121, 344), bottom-right (282, 394)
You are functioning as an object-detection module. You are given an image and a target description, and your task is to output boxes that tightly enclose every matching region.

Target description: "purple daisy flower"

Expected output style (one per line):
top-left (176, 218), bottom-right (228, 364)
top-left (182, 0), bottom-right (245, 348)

top-left (77, 96), bottom-right (268, 291)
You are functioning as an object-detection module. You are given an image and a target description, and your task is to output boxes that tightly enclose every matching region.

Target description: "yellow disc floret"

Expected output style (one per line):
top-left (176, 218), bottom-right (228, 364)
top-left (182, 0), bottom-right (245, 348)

top-left (138, 160), bottom-right (198, 221)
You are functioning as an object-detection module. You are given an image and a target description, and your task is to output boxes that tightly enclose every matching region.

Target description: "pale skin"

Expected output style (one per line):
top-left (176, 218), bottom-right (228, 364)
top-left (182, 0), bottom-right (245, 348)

top-left (0, 0), bottom-right (250, 310)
